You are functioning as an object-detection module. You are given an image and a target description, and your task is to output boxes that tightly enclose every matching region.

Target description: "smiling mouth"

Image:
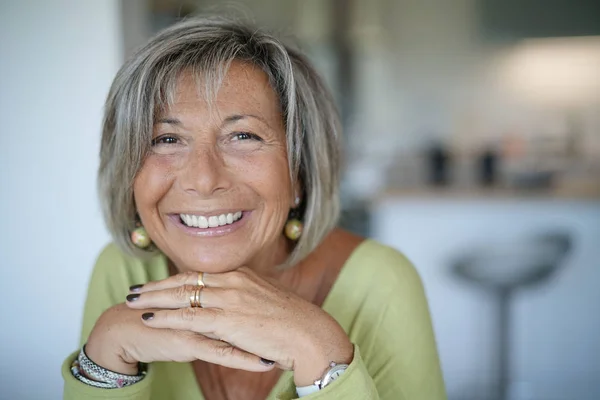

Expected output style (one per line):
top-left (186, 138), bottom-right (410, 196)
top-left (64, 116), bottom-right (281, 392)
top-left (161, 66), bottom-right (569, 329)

top-left (179, 211), bottom-right (243, 229)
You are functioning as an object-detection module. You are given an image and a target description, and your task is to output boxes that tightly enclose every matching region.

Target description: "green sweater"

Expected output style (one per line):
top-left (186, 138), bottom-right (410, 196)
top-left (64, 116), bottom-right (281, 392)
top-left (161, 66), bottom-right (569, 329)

top-left (62, 240), bottom-right (446, 399)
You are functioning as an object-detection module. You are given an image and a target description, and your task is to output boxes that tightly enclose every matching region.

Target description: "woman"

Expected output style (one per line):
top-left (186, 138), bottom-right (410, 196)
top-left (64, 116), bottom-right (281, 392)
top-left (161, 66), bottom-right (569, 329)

top-left (62, 16), bottom-right (446, 400)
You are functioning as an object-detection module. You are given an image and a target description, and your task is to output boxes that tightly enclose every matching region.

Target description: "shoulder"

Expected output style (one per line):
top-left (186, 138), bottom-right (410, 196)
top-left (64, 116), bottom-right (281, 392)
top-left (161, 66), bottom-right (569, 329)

top-left (95, 241), bottom-right (131, 267)
top-left (78, 244), bottom-right (166, 344)
top-left (316, 229), bottom-right (421, 291)
top-left (341, 239), bottom-right (429, 310)
top-left (325, 237), bottom-right (434, 337)
top-left (348, 239), bottom-right (421, 286)
top-left (90, 243), bottom-right (167, 290)
top-left (93, 242), bottom-right (141, 277)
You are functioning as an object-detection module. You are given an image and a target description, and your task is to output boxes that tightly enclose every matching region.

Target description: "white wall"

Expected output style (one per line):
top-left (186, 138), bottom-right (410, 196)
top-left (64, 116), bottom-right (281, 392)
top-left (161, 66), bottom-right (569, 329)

top-left (0, 1), bottom-right (121, 399)
top-left (372, 198), bottom-right (600, 400)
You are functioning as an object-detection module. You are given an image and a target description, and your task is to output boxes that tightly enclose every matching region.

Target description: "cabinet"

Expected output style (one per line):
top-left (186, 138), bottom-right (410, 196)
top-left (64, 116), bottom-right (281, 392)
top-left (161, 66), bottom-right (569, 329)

top-left (480, 0), bottom-right (600, 41)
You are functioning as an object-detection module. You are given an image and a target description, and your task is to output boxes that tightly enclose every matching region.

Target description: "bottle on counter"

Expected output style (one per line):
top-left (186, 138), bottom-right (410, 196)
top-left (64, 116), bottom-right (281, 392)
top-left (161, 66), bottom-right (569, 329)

top-left (477, 147), bottom-right (499, 187)
top-left (426, 142), bottom-right (451, 186)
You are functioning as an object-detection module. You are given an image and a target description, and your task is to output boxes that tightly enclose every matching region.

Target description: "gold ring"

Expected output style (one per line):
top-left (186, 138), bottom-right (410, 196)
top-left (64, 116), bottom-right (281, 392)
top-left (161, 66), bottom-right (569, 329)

top-left (197, 272), bottom-right (205, 288)
top-left (189, 288), bottom-right (196, 308)
top-left (190, 286), bottom-right (203, 308)
top-left (195, 286), bottom-right (202, 308)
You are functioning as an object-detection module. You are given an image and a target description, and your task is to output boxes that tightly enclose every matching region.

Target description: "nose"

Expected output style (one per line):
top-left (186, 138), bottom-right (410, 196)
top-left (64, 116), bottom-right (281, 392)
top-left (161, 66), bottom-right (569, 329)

top-left (179, 143), bottom-right (231, 196)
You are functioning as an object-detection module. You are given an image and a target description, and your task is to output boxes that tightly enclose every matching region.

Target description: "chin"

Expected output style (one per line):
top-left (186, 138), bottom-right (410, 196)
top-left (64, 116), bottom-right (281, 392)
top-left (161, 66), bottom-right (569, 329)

top-left (170, 244), bottom-right (255, 273)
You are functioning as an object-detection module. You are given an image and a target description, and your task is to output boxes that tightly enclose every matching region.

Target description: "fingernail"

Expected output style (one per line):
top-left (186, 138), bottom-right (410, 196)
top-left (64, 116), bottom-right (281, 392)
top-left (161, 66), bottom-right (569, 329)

top-left (260, 358), bottom-right (275, 366)
top-left (129, 284), bottom-right (143, 292)
top-left (142, 312), bottom-right (154, 321)
top-left (126, 294), bottom-right (140, 302)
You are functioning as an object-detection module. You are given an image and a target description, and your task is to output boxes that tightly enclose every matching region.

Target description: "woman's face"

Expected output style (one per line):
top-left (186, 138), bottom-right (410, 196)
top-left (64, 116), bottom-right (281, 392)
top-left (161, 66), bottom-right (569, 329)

top-left (133, 62), bottom-right (296, 273)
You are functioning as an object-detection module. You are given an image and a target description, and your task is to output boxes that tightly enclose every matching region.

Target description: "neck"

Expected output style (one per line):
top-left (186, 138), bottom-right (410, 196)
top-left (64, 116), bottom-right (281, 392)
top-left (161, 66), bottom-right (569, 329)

top-left (247, 234), bottom-right (295, 278)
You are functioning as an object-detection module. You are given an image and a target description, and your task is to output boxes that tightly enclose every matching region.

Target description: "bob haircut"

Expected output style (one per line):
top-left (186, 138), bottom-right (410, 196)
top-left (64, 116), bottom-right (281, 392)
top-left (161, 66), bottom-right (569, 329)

top-left (98, 16), bottom-right (342, 267)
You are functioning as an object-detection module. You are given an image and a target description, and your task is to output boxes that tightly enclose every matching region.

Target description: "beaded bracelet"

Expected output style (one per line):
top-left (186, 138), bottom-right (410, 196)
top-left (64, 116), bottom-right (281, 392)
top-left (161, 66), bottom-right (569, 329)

top-left (70, 345), bottom-right (146, 389)
top-left (71, 359), bottom-right (119, 389)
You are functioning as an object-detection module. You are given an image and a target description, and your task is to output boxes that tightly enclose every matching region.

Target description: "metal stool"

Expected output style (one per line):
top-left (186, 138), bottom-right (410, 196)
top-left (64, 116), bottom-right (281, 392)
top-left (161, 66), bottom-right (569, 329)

top-left (452, 232), bottom-right (572, 400)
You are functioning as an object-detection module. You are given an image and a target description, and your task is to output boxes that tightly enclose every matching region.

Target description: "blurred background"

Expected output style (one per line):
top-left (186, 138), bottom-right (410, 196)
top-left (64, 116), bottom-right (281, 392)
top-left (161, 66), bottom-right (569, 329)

top-left (1, 1), bottom-right (599, 399)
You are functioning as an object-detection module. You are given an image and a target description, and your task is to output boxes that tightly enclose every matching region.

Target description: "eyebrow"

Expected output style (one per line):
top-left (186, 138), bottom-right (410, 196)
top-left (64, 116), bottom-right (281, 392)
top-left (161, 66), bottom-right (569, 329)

top-left (223, 114), bottom-right (271, 128)
top-left (155, 114), bottom-right (272, 129)
top-left (155, 117), bottom-right (182, 126)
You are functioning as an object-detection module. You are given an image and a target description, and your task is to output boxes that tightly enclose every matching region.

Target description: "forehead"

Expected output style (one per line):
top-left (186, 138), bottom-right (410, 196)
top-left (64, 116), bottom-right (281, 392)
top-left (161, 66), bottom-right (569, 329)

top-left (162, 61), bottom-right (282, 120)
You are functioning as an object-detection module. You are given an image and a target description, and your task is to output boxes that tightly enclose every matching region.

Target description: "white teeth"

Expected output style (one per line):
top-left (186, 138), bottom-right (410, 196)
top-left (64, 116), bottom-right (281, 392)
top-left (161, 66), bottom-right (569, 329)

top-left (198, 216), bottom-right (208, 228)
top-left (208, 216), bottom-right (219, 227)
top-left (180, 212), bottom-right (243, 228)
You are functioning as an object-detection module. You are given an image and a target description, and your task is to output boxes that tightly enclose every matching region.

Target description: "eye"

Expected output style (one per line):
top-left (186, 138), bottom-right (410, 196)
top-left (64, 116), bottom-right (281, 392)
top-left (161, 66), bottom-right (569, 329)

top-left (231, 132), bottom-right (262, 142)
top-left (151, 135), bottom-right (179, 146)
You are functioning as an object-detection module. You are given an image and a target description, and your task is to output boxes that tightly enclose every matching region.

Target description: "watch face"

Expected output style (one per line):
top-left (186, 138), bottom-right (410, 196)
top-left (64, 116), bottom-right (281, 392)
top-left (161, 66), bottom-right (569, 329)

top-left (322, 364), bottom-right (348, 387)
top-left (330, 368), bottom-right (345, 380)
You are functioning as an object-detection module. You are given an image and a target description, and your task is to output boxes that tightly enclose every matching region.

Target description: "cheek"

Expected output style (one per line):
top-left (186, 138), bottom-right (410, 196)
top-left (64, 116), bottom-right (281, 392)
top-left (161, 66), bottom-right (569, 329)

top-left (249, 153), bottom-right (294, 238)
top-left (238, 149), bottom-right (292, 204)
top-left (133, 156), bottom-right (175, 215)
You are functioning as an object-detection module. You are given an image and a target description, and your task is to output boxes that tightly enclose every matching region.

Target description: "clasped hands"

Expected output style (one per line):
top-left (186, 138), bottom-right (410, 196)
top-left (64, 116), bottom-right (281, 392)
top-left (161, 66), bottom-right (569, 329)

top-left (87, 267), bottom-right (353, 387)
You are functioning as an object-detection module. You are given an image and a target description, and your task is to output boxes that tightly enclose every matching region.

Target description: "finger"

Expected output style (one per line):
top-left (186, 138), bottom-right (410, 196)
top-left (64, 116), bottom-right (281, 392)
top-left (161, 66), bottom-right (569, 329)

top-left (127, 284), bottom-right (197, 309)
top-left (197, 268), bottom-right (255, 289)
top-left (141, 307), bottom-right (219, 334)
top-left (130, 271), bottom-right (199, 293)
top-left (147, 310), bottom-right (277, 372)
top-left (130, 271), bottom-right (227, 294)
top-left (189, 335), bottom-right (275, 372)
top-left (126, 286), bottom-right (228, 309)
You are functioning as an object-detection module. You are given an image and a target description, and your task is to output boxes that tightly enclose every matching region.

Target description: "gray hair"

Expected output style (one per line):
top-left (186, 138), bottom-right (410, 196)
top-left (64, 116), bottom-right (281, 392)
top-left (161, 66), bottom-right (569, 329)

top-left (99, 16), bottom-right (341, 267)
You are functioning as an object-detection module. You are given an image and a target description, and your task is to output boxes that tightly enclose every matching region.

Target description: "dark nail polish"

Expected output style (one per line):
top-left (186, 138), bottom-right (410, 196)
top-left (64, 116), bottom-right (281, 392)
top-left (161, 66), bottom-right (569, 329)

top-left (142, 312), bottom-right (154, 321)
top-left (260, 358), bottom-right (275, 366)
top-left (129, 284), bottom-right (143, 292)
top-left (126, 294), bottom-right (140, 302)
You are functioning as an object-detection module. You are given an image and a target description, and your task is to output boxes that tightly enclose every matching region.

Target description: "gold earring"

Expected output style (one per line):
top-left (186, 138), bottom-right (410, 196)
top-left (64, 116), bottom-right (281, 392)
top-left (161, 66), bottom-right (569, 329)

top-left (285, 218), bottom-right (303, 241)
top-left (131, 226), bottom-right (151, 249)
top-left (284, 197), bottom-right (303, 241)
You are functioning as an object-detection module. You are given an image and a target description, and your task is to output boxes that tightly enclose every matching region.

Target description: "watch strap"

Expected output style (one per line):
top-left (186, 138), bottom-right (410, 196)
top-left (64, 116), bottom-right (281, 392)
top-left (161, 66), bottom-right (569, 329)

top-left (296, 383), bottom-right (321, 397)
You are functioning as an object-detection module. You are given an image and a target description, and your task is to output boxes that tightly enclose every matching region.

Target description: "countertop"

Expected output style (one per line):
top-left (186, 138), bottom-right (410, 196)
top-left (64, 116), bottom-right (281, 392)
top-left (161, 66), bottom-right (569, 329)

top-left (375, 178), bottom-right (600, 202)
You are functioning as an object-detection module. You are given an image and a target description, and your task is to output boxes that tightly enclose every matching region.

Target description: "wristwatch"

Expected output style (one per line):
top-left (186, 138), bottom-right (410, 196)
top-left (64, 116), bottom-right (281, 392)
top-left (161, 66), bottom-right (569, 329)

top-left (296, 361), bottom-right (349, 397)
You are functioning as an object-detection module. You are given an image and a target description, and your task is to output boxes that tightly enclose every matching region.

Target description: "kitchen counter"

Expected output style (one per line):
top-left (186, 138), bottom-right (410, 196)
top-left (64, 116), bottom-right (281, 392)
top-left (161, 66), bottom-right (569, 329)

top-left (376, 180), bottom-right (600, 201)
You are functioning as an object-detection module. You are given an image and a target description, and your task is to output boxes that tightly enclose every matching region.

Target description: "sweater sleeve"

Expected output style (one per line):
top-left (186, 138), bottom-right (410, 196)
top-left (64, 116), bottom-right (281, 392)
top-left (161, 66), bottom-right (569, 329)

top-left (62, 244), bottom-right (156, 400)
top-left (274, 345), bottom-right (378, 400)
top-left (277, 242), bottom-right (447, 400)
